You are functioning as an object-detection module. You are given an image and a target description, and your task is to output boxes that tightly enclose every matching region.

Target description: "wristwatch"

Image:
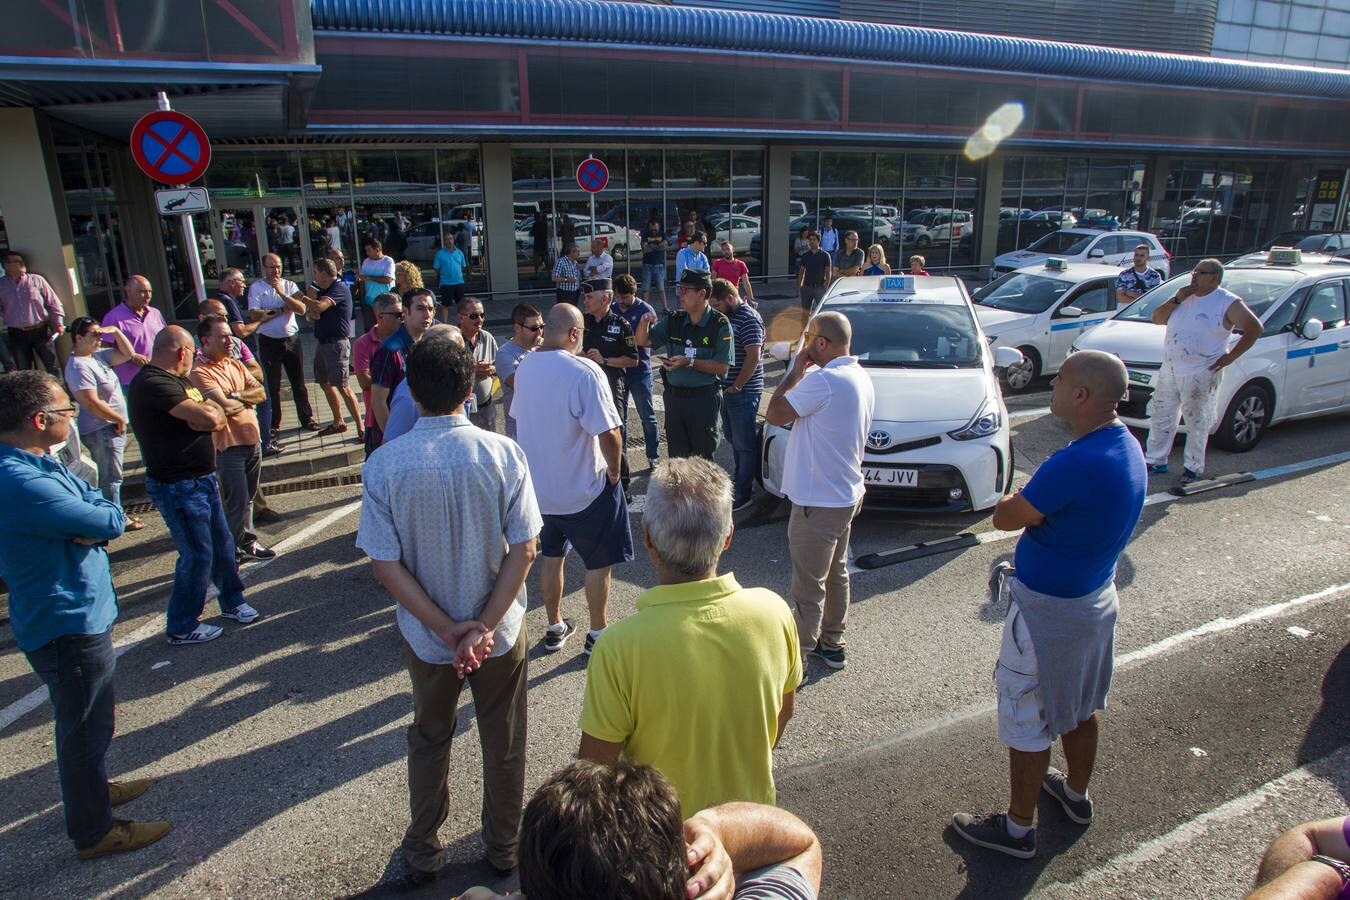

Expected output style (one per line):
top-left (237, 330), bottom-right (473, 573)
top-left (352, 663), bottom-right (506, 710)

top-left (1311, 855), bottom-right (1350, 886)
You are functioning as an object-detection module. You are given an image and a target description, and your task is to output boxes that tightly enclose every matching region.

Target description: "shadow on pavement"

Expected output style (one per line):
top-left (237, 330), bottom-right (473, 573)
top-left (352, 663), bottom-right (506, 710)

top-left (943, 796), bottom-right (1088, 900)
top-left (1297, 641), bottom-right (1350, 800)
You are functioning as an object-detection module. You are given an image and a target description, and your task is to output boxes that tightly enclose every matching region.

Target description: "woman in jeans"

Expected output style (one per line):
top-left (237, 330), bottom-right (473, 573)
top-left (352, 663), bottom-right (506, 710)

top-left (62, 316), bottom-right (145, 530)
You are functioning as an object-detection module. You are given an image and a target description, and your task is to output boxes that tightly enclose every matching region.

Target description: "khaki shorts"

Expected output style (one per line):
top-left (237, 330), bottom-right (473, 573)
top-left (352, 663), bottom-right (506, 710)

top-left (314, 338), bottom-right (351, 387)
top-left (995, 601), bottom-right (1052, 753)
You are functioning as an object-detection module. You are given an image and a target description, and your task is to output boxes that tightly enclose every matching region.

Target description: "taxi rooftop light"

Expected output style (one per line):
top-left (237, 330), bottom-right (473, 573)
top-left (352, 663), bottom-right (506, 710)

top-left (1266, 247), bottom-right (1302, 265)
top-left (879, 275), bottom-right (917, 293)
top-left (1043, 257), bottom-right (1068, 271)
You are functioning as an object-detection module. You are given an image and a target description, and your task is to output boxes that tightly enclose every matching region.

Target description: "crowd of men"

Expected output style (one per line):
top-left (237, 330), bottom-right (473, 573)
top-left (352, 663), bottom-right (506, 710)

top-left (0, 236), bottom-right (1335, 898)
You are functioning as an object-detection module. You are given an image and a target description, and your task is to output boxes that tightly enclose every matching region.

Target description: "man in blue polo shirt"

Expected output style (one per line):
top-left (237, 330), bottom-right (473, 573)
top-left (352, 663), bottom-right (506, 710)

top-left (610, 274), bottom-right (661, 468)
top-left (952, 350), bottom-right (1146, 859)
top-left (0, 371), bottom-right (171, 860)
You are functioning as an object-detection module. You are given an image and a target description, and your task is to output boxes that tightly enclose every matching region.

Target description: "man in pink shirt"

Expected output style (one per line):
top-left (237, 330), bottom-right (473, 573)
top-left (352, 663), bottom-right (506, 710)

top-left (710, 241), bottom-right (755, 308)
top-left (352, 320), bottom-right (383, 443)
top-left (100, 275), bottom-right (163, 386)
top-left (0, 251), bottom-right (65, 376)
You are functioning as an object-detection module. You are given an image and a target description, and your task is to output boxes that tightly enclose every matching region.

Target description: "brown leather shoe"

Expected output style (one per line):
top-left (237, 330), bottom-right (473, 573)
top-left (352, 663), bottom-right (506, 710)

top-left (108, 778), bottom-right (152, 807)
top-left (78, 819), bottom-right (171, 860)
top-left (317, 422), bottom-right (348, 437)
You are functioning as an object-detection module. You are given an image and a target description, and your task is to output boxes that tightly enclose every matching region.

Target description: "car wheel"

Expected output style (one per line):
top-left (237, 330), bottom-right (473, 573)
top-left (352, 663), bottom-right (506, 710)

top-left (917, 235), bottom-right (932, 249)
top-left (1213, 382), bottom-right (1272, 452)
top-left (1001, 348), bottom-right (1040, 393)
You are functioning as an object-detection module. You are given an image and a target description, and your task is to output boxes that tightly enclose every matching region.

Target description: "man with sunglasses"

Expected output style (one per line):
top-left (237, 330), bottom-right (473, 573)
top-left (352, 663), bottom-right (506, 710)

top-left (367, 291), bottom-right (437, 454)
top-left (458, 296), bottom-right (499, 431)
top-left (0, 371), bottom-right (172, 860)
top-left (1145, 258), bottom-right (1262, 485)
top-left (494, 303), bottom-right (544, 440)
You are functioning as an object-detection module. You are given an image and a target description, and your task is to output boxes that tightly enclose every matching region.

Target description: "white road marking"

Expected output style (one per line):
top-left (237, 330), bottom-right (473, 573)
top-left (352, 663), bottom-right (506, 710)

top-left (0, 499), bottom-right (364, 733)
top-left (1040, 744), bottom-right (1350, 896)
top-left (785, 579), bottom-right (1350, 776)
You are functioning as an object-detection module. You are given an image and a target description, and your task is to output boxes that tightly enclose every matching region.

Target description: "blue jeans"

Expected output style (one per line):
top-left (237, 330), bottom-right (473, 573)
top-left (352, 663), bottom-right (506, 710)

top-left (624, 367), bottom-right (660, 461)
top-left (82, 426), bottom-right (125, 511)
top-left (145, 473), bottom-right (247, 636)
top-left (25, 628), bottom-right (116, 849)
top-left (720, 388), bottom-right (761, 503)
top-left (640, 264), bottom-right (666, 306)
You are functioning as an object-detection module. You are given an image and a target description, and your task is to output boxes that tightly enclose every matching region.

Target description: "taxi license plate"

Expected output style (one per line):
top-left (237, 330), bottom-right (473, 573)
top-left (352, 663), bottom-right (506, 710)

top-left (1128, 369), bottom-right (1152, 386)
top-left (863, 467), bottom-right (918, 487)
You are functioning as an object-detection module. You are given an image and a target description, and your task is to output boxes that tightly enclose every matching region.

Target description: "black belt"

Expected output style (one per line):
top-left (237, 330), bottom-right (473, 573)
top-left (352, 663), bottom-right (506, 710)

top-left (665, 383), bottom-right (719, 397)
top-left (317, 337), bottom-right (349, 345)
top-left (12, 322), bottom-right (48, 332)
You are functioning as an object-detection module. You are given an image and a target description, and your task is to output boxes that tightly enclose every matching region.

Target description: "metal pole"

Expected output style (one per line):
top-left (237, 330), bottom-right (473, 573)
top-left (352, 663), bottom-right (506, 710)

top-left (156, 92), bottom-right (207, 308)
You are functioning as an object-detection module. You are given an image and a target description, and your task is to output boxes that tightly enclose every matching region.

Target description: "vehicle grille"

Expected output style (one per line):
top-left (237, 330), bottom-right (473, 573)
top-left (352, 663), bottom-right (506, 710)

top-left (870, 435), bottom-right (942, 455)
top-left (865, 463), bottom-right (970, 508)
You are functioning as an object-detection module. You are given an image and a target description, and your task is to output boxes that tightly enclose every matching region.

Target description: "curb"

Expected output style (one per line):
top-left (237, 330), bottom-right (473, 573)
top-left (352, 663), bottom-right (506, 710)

top-left (119, 444), bottom-right (366, 503)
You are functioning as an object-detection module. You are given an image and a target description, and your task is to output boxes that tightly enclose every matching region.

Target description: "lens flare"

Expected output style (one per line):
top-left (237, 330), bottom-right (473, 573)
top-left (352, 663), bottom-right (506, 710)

top-left (965, 103), bottom-right (1025, 160)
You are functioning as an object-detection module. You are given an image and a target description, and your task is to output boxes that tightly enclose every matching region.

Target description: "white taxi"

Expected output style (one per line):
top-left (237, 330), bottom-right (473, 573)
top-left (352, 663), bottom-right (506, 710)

top-left (990, 229), bottom-right (1169, 282)
top-left (1072, 250), bottom-right (1350, 452)
top-left (973, 259), bottom-right (1123, 392)
top-left (759, 275), bottom-right (1024, 513)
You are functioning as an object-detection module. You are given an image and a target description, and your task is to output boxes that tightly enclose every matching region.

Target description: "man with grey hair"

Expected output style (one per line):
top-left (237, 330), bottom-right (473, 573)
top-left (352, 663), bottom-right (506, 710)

top-left (579, 457), bottom-right (801, 817)
top-left (1144, 257), bottom-right (1262, 485)
top-left (766, 310), bottom-right (875, 673)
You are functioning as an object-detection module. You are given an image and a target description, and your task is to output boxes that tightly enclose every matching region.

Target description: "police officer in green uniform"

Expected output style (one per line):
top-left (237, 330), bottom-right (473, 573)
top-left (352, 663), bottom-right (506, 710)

top-left (581, 278), bottom-right (638, 492)
top-left (636, 268), bottom-right (733, 459)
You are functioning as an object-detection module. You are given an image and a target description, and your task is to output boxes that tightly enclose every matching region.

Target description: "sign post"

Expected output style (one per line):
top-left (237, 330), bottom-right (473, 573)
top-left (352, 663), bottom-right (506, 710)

top-left (576, 156), bottom-right (610, 257)
top-left (131, 94), bottom-right (212, 308)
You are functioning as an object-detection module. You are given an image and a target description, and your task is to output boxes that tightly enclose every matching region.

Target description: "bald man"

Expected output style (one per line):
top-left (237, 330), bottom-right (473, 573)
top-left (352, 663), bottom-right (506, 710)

top-left (101, 274), bottom-right (163, 386)
top-left (512, 302), bottom-right (631, 656)
top-left (952, 350), bottom-right (1145, 859)
top-left (766, 310), bottom-right (875, 674)
top-left (247, 252), bottom-right (317, 434)
top-left (128, 326), bottom-right (260, 645)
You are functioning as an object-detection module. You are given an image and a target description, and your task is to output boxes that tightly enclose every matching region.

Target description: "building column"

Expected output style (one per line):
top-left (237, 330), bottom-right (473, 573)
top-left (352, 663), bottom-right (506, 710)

top-left (1271, 161), bottom-right (1308, 233)
top-left (763, 146), bottom-right (792, 284)
top-left (0, 109), bottom-right (85, 319)
top-left (108, 148), bottom-right (172, 316)
top-left (976, 154), bottom-right (1005, 272)
top-left (1140, 155), bottom-right (1171, 234)
top-left (481, 142), bottom-right (519, 299)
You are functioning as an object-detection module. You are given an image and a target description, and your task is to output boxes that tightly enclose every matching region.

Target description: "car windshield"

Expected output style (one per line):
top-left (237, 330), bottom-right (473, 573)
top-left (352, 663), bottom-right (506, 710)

top-left (1025, 232), bottom-right (1093, 255)
top-left (831, 302), bottom-right (983, 368)
top-left (973, 273), bottom-right (1071, 313)
top-left (1294, 235), bottom-right (1333, 252)
top-left (1115, 269), bottom-right (1302, 322)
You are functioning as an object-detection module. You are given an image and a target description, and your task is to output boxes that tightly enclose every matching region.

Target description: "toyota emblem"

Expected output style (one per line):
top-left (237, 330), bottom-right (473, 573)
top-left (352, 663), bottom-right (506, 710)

top-left (867, 429), bottom-right (892, 450)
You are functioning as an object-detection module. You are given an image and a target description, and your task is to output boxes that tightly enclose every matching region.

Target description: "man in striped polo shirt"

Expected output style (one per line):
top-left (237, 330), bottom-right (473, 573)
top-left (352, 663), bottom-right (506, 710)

top-left (711, 277), bottom-right (765, 511)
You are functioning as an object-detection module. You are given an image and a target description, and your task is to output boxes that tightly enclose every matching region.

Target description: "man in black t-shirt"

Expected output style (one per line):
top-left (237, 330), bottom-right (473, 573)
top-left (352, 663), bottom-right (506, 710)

top-left (304, 258), bottom-right (363, 438)
top-left (797, 231), bottom-right (832, 312)
top-left (127, 326), bottom-right (260, 645)
top-left (581, 279), bottom-right (638, 493)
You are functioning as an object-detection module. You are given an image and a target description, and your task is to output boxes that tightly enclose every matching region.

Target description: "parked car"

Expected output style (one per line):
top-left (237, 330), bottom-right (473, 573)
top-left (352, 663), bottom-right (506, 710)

top-left (1071, 250), bottom-right (1350, 452)
top-left (759, 275), bottom-right (1024, 513)
top-left (900, 209), bottom-right (975, 248)
top-left (990, 229), bottom-right (1169, 281)
top-left (733, 199), bottom-right (808, 221)
top-left (752, 212), bottom-right (895, 259)
top-left (705, 213), bottom-right (761, 255)
top-left (973, 260), bottom-right (1122, 391)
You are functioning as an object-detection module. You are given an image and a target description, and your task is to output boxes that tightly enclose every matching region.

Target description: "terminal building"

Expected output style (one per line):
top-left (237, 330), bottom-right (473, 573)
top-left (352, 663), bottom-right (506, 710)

top-left (2, 0), bottom-right (1350, 322)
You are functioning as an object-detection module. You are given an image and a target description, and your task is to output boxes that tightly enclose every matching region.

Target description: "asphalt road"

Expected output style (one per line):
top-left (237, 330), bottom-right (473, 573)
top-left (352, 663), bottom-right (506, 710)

top-left (0, 366), bottom-right (1346, 898)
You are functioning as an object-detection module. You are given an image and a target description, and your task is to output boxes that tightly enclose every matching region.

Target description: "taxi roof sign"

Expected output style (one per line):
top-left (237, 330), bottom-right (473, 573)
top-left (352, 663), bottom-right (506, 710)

top-left (879, 275), bottom-right (917, 293)
top-left (1043, 257), bottom-right (1068, 271)
top-left (1266, 247), bottom-right (1302, 265)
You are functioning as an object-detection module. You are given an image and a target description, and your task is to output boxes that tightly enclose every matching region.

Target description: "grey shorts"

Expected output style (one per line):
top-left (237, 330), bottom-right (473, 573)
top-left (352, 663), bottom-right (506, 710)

top-left (995, 601), bottom-right (1052, 752)
top-left (314, 338), bottom-right (351, 387)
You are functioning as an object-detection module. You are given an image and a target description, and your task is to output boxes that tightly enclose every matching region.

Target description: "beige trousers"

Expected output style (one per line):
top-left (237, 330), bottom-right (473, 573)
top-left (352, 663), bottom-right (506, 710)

top-left (789, 500), bottom-right (861, 650)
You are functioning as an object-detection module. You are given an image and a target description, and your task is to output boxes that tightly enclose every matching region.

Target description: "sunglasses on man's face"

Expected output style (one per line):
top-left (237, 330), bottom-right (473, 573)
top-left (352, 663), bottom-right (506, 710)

top-left (380, 311), bottom-right (405, 319)
top-left (521, 323), bottom-right (543, 332)
top-left (463, 312), bottom-right (485, 320)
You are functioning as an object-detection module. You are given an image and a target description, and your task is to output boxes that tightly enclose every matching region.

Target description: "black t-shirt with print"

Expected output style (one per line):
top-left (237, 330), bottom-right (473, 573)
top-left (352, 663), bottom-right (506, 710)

top-left (127, 365), bottom-right (216, 483)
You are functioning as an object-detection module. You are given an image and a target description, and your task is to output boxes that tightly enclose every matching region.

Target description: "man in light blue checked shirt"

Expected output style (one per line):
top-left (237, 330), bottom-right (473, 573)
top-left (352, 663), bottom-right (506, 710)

top-left (356, 331), bottom-right (542, 883)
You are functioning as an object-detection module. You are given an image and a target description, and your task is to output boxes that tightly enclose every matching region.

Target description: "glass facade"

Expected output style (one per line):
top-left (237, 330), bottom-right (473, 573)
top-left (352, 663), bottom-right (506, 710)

top-left (1156, 159), bottom-right (1281, 261)
top-left (1000, 156), bottom-right (1147, 255)
top-left (1213, 0), bottom-right (1350, 68)
top-left (510, 148), bottom-right (765, 294)
top-left (57, 143), bottom-right (130, 320)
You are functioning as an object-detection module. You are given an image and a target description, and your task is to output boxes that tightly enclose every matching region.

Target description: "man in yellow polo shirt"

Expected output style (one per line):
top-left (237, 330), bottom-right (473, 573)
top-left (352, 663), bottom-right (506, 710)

top-left (579, 457), bottom-right (800, 817)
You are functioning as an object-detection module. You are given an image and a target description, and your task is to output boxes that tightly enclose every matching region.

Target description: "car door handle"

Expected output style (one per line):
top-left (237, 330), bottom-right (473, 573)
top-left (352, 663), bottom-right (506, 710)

top-left (1339, 340), bottom-right (1350, 347)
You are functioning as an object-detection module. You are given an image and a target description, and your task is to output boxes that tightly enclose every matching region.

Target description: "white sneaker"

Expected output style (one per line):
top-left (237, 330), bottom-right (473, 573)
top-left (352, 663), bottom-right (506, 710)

top-left (220, 603), bottom-right (260, 624)
top-left (167, 623), bottom-right (223, 645)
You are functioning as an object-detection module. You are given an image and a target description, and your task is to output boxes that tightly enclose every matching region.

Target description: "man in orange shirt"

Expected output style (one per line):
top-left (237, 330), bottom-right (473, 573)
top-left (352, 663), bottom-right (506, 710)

top-left (189, 316), bottom-right (275, 562)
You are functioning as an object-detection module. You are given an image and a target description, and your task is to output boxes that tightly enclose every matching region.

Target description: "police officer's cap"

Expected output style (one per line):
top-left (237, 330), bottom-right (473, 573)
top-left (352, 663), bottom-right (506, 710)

top-left (678, 269), bottom-right (712, 291)
top-left (580, 278), bottom-right (612, 295)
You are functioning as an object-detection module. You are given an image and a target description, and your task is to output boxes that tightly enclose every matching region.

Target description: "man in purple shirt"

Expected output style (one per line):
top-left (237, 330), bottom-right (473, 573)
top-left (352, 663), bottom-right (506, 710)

top-left (0, 251), bottom-right (64, 376)
top-left (100, 275), bottom-right (161, 386)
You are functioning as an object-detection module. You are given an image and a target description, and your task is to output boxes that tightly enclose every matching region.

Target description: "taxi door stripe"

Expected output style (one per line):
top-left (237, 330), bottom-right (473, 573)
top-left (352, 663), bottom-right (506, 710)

top-left (1287, 343), bottom-right (1338, 360)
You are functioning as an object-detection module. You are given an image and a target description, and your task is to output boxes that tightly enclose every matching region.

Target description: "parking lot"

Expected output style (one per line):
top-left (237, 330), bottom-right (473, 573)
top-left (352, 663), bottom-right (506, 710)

top-left (0, 343), bottom-right (1345, 898)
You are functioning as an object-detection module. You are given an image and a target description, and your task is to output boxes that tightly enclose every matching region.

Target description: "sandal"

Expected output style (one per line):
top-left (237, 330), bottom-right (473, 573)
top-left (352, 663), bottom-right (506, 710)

top-left (125, 517), bottom-right (146, 532)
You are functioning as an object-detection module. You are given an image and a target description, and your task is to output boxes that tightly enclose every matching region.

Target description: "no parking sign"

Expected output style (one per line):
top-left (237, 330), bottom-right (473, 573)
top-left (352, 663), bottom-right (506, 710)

top-left (130, 110), bottom-right (211, 185)
top-left (576, 157), bottom-right (609, 194)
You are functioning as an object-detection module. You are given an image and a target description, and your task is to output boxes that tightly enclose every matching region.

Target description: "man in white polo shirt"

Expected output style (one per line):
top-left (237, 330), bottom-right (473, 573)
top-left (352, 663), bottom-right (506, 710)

top-left (247, 252), bottom-right (317, 434)
top-left (511, 303), bottom-right (632, 657)
top-left (765, 311), bottom-right (875, 673)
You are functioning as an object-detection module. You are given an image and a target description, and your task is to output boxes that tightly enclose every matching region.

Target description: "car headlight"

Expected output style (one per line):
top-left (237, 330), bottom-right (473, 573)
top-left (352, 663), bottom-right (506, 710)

top-left (948, 398), bottom-right (1002, 441)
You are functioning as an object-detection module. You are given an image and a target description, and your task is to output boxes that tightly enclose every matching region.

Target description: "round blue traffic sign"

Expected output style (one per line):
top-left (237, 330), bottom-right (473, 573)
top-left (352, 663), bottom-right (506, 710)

top-left (130, 110), bottom-right (211, 185)
top-left (576, 157), bottom-right (609, 194)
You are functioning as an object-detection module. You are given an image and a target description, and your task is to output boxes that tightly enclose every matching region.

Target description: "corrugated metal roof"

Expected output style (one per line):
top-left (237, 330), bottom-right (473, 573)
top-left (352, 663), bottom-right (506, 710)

top-left (309, 0), bottom-right (1350, 98)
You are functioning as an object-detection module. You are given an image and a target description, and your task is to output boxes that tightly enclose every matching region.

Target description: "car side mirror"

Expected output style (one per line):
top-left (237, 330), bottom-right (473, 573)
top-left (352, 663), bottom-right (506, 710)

top-left (993, 346), bottom-right (1025, 368)
top-left (766, 340), bottom-right (794, 362)
top-left (1088, 248), bottom-right (1105, 258)
top-left (1300, 318), bottom-right (1324, 341)
top-left (1056, 305), bottom-right (1084, 318)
